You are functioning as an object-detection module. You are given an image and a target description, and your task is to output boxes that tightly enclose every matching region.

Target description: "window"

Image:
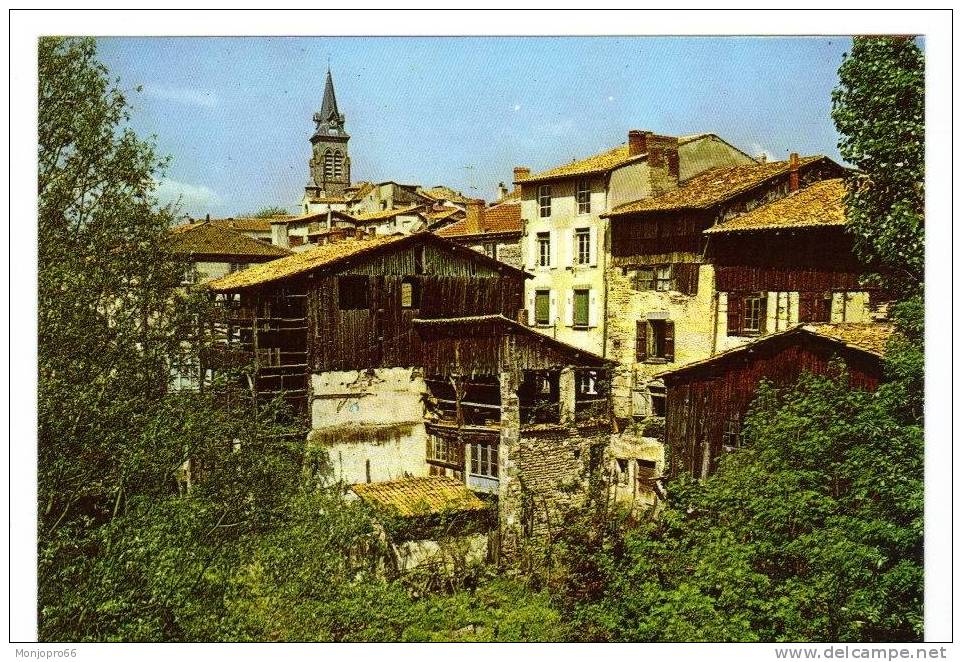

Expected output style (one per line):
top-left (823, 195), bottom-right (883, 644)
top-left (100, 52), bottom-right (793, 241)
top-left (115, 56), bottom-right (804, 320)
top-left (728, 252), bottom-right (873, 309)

top-left (722, 414), bottom-right (743, 452)
top-left (575, 228), bottom-right (591, 265)
top-left (338, 275), bottom-right (369, 310)
top-left (428, 434), bottom-right (463, 467)
top-left (576, 179), bottom-right (591, 214)
top-left (400, 277), bottom-right (421, 309)
top-left (572, 289), bottom-right (590, 328)
top-left (332, 150), bottom-right (343, 178)
top-left (537, 232), bottom-right (551, 267)
top-left (470, 441), bottom-right (499, 479)
top-left (483, 242), bottom-right (497, 259)
top-left (648, 381), bottom-right (666, 417)
top-left (636, 320), bottom-right (675, 362)
top-left (538, 185), bottom-right (552, 217)
top-left (229, 262), bottom-right (248, 274)
top-left (323, 150), bottom-right (335, 179)
top-left (634, 265), bottom-right (673, 291)
top-left (615, 458), bottom-right (629, 485)
top-left (743, 294), bottom-right (766, 335)
top-left (636, 459), bottom-right (657, 491)
top-left (578, 371), bottom-right (599, 395)
top-left (289, 235), bottom-right (305, 247)
top-left (534, 290), bottom-right (551, 326)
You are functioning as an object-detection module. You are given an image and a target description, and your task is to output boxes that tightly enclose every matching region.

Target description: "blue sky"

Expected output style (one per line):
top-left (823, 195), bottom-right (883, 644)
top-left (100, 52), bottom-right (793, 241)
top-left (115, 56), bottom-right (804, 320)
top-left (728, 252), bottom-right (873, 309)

top-left (96, 36), bottom-right (853, 218)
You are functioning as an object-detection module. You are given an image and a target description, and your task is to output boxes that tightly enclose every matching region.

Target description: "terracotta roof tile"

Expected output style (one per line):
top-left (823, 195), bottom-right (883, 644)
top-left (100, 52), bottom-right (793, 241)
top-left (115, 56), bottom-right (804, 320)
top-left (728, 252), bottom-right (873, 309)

top-left (606, 155), bottom-right (827, 216)
top-left (352, 204), bottom-right (425, 222)
top-left (351, 476), bottom-right (488, 517)
top-left (520, 145), bottom-right (646, 184)
top-left (802, 322), bottom-right (893, 357)
top-left (207, 233), bottom-right (406, 290)
top-left (704, 179), bottom-right (847, 234)
top-left (167, 222), bottom-right (290, 259)
top-left (436, 201), bottom-right (521, 238)
top-left (419, 185), bottom-right (475, 204)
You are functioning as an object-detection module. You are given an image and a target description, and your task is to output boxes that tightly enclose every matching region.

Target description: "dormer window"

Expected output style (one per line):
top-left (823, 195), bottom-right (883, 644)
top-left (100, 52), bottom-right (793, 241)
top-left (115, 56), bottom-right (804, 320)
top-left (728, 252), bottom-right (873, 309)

top-left (576, 179), bottom-right (591, 214)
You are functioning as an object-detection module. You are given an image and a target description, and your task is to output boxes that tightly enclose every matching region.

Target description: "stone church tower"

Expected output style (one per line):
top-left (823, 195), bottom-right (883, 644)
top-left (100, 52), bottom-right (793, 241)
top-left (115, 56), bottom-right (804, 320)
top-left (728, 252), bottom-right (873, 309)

top-left (305, 69), bottom-right (351, 201)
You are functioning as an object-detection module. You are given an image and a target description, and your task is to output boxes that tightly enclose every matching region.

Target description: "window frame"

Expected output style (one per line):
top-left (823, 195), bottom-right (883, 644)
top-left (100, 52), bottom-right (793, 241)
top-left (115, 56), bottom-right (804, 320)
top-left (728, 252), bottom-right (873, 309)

top-left (576, 179), bottom-right (591, 215)
top-left (470, 441), bottom-right (499, 479)
top-left (634, 264), bottom-right (675, 292)
top-left (538, 184), bottom-right (552, 218)
top-left (722, 413), bottom-right (743, 452)
top-left (400, 276), bottom-right (421, 309)
top-left (575, 227), bottom-right (591, 266)
top-left (743, 293), bottom-right (766, 336)
top-left (648, 382), bottom-right (666, 417)
top-left (537, 232), bottom-right (551, 268)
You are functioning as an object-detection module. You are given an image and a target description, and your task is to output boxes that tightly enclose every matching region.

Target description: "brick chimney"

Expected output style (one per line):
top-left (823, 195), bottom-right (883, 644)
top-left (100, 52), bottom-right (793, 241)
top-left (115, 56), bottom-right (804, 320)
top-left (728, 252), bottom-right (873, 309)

top-left (465, 199), bottom-right (484, 234)
top-left (512, 166), bottom-right (530, 193)
top-left (628, 129), bottom-right (650, 156)
top-left (497, 182), bottom-right (509, 201)
top-left (788, 152), bottom-right (800, 192)
top-left (646, 134), bottom-right (680, 195)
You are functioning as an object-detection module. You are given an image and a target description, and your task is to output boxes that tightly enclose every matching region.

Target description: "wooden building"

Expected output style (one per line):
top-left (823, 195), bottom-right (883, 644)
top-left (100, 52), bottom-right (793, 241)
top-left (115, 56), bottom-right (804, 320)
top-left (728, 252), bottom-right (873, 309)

top-left (206, 232), bottom-right (528, 415)
top-left (659, 322), bottom-right (891, 479)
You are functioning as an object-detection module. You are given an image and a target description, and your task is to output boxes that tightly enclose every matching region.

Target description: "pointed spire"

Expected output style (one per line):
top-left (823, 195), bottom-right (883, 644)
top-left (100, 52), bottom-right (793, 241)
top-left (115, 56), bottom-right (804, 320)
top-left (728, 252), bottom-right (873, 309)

top-left (312, 67), bottom-right (347, 140)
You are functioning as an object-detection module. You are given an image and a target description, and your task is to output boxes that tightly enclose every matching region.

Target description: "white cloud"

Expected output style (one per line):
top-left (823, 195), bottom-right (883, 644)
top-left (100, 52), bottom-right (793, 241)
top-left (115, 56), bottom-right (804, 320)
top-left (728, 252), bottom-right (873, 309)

top-left (607, 96), bottom-right (615, 101)
top-left (154, 178), bottom-right (222, 213)
top-left (512, 104), bottom-right (521, 112)
top-left (750, 142), bottom-right (776, 163)
top-left (143, 84), bottom-right (218, 108)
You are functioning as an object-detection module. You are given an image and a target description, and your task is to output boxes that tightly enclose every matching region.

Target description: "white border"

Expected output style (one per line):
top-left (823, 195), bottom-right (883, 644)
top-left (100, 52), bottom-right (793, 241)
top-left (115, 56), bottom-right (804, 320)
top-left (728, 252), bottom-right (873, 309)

top-left (6, 7), bottom-right (955, 658)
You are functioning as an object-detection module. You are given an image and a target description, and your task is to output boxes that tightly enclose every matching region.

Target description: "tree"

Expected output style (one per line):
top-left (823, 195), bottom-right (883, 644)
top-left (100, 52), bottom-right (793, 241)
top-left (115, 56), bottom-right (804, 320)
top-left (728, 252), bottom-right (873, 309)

top-left (244, 206), bottom-right (292, 218)
top-left (831, 36), bottom-right (925, 296)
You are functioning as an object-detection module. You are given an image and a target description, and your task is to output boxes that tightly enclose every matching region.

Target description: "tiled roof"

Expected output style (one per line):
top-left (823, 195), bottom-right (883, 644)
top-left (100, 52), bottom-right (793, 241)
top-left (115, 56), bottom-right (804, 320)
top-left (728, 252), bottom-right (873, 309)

top-left (207, 232), bottom-right (530, 291)
top-left (704, 179), bottom-right (847, 234)
top-left (656, 322), bottom-right (892, 380)
top-left (605, 155), bottom-right (827, 217)
top-left (803, 322), bottom-right (893, 357)
top-left (167, 222), bottom-right (290, 259)
top-left (352, 204), bottom-right (425, 222)
top-left (207, 234), bottom-right (406, 290)
top-left (424, 207), bottom-right (463, 222)
top-left (519, 145), bottom-right (646, 184)
top-left (351, 476), bottom-right (488, 517)
top-left (204, 217), bottom-right (294, 233)
top-left (420, 185), bottom-right (475, 204)
top-left (307, 196), bottom-right (350, 204)
top-left (436, 201), bottom-right (522, 238)
top-left (345, 181), bottom-right (375, 200)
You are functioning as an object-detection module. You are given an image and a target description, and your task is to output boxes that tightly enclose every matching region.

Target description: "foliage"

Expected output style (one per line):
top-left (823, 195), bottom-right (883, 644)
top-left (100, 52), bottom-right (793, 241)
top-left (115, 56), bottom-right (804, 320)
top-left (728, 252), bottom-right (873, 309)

top-left (559, 371), bottom-right (923, 642)
top-left (244, 206), bottom-right (292, 218)
top-left (832, 36), bottom-right (925, 295)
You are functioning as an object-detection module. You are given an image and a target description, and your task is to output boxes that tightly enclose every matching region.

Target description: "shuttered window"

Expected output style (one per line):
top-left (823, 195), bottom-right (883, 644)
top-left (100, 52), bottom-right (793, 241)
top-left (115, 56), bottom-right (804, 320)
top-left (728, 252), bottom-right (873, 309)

top-left (635, 320), bottom-right (648, 361)
top-left (637, 320), bottom-right (674, 362)
top-left (534, 290), bottom-right (550, 325)
top-left (573, 289), bottom-right (590, 328)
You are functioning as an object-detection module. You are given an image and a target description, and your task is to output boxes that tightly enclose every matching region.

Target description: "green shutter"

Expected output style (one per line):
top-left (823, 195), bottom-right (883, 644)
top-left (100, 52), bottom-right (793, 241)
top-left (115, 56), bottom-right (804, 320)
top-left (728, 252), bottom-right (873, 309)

top-left (535, 291), bottom-right (550, 324)
top-left (573, 290), bottom-right (590, 327)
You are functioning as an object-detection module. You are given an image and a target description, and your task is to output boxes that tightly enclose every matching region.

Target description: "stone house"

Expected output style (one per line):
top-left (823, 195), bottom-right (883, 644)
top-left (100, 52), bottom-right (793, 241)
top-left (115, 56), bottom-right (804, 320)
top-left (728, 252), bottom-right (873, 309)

top-left (602, 156), bottom-right (871, 421)
top-left (168, 221), bottom-right (290, 285)
top-left (518, 130), bottom-right (756, 358)
top-left (435, 195), bottom-right (523, 269)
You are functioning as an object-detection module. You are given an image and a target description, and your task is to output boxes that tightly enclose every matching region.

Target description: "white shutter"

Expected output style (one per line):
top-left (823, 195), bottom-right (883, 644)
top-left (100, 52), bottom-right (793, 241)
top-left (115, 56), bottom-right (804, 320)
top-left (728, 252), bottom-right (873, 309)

top-left (564, 290), bottom-right (574, 327)
top-left (589, 226), bottom-right (599, 266)
top-left (550, 229), bottom-right (559, 268)
top-left (549, 290), bottom-right (557, 326)
top-left (526, 290), bottom-right (535, 326)
top-left (588, 289), bottom-right (599, 327)
top-left (527, 234), bottom-right (537, 270)
top-left (566, 229), bottom-right (575, 268)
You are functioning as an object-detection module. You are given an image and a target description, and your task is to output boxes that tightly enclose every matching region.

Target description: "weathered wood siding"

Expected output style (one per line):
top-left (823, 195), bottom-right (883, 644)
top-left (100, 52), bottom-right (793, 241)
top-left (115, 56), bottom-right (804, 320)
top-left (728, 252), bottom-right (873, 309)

top-left (663, 333), bottom-right (883, 479)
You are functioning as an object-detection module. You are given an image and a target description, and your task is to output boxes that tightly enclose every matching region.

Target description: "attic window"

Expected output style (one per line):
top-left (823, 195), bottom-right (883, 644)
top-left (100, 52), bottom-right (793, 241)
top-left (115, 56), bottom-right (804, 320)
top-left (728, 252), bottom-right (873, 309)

top-left (338, 275), bottom-right (369, 310)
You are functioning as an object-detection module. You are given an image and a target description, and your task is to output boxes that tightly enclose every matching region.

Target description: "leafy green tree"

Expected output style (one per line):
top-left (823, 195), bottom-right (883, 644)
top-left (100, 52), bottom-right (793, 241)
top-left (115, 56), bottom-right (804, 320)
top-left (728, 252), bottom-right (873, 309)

top-left (832, 36), bottom-right (925, 296)
top-left (245, 206), bottom-right (291, 218)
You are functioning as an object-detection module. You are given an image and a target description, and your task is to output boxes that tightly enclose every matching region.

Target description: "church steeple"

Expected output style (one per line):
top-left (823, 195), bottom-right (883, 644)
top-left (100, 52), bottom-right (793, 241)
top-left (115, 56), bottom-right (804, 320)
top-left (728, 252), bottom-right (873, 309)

top-left (312, 69), bottom-right (348, 141)
top-left (306, 67), bottom-right (351, 199)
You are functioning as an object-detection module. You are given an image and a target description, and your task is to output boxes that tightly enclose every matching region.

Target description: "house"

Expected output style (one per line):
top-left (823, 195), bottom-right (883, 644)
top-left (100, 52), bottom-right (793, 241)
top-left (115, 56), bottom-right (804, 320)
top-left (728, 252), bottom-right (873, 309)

top-left (206, 232), bottom-right (529, 482)
top-left (658, 322), bottom-right (892, 479)
top-left (186, 216), bottom-right (289, 244)
top-left (519, 130), bottom-right (756, 358)
top-left (167, 221), bottom-right (290, 284)
top-left (435, 194), bottom-right (523, 269)
top-left (350, 204), bottom-right (430, 235)
top-left (602, 158), bottom-right (870, 421)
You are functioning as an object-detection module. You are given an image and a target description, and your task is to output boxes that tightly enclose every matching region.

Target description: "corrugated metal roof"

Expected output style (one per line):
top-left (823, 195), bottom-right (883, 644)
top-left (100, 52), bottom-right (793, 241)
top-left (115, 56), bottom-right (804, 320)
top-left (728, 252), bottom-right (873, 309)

top-left (704, 179), bottom-right (847, 234)
top-left (605, 156), bottom-right (828, 216)
top-left (351, 476), bottom-right (488, 517)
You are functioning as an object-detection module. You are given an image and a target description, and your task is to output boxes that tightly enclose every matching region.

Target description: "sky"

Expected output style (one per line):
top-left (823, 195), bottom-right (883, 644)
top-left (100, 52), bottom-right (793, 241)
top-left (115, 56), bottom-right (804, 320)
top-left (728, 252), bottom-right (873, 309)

top-left (96, 36), bottom-right (854, 219)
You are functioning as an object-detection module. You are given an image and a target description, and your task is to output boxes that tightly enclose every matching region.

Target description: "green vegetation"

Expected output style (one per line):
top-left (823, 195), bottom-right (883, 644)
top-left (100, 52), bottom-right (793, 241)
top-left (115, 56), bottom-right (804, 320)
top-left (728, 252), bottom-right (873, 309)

top-left (37, 36), bottom-right (925, 642)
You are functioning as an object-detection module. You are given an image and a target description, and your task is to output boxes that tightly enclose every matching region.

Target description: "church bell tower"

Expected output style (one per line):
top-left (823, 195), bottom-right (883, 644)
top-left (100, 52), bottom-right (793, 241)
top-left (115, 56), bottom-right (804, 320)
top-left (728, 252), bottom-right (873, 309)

top-left (306, 68), bottom-right (351, 200)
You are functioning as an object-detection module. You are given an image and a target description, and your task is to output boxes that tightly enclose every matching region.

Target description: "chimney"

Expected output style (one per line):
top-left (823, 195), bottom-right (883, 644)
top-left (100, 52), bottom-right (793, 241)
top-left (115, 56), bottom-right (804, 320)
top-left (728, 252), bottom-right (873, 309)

top-left (628, 129), bottom-right (650, 156)
top-left (270, 219), bottom-right (289, 249)
top-left (646, 134), bottom-right (680, 195)
top-left (465, 199), bottom-right (484, 234)
top-left (512, 166), bottom-right (530, 193)
top-left (788, 152), bottom-right (800, 192)
top-left (497, 181), bottom-right (509, 201)
top-left (758, 153), bottom-right (767, 164)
